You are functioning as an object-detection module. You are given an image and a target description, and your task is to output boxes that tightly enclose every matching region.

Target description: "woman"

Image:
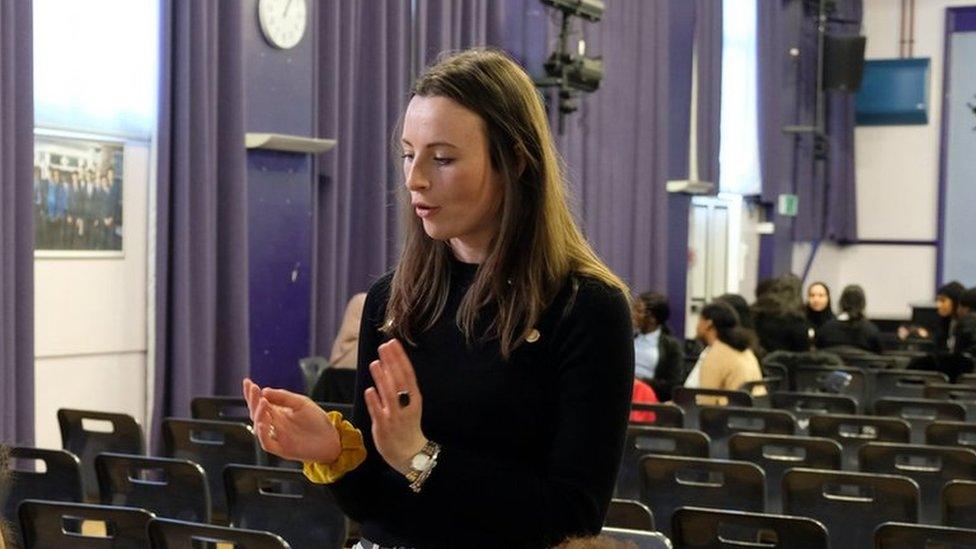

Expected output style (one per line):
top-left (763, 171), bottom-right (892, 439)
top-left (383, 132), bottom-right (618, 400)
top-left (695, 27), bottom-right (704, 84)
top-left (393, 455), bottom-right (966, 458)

top-left (805, 282), bottom-right (834, 333)
top-left (684, 302), bottom-right (763, 392)
top-left (633, 292), bottom-right (684, 400)
top-left (816, 285), bottom-right (882, 353)
top-left (242, 50), bottom-right (633, 548)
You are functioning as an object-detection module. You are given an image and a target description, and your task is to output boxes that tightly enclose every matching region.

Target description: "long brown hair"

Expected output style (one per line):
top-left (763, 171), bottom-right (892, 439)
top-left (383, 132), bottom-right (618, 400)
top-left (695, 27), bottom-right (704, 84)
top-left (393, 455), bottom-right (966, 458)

top-left (384, 49), bottom-right (627, 358)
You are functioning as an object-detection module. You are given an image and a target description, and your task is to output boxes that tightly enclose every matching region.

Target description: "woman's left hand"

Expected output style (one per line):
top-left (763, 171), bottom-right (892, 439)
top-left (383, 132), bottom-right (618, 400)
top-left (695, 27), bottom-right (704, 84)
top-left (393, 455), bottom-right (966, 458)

top-left (365, 339), bottom-right (429, 475)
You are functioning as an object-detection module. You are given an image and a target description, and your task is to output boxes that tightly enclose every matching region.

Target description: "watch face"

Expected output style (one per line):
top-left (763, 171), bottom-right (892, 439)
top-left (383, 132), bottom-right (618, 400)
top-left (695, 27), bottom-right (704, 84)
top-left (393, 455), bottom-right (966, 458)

top-left (258, 0), bottom-right (307, 50)
top-left (411, 453), bottom-right (432, 471)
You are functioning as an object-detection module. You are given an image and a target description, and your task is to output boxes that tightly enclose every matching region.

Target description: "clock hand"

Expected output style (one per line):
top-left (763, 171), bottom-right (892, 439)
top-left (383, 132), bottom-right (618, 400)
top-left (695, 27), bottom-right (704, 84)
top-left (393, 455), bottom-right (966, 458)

top-left (283, 0), bottom-right (293, 17)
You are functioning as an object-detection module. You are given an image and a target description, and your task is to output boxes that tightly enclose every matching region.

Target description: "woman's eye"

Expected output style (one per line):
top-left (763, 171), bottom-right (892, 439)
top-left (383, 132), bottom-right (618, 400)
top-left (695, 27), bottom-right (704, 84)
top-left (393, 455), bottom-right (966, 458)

top-left (401, 153), bottom-right (414, 162)
top-left (433, 157), bottom-right (454, 166)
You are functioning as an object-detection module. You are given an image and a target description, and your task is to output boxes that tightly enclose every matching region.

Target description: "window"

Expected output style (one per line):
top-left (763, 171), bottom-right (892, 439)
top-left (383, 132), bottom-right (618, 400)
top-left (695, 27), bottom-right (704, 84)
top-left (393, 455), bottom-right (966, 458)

top-left (33, 0), bottom-right (159, 137)
top-left (719, 0), bottom-right (761, 195)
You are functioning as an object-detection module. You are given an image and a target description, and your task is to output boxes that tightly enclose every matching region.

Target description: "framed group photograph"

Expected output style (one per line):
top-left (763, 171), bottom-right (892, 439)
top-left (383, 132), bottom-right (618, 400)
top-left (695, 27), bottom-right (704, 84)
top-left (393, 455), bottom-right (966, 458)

top-left (33, 131), bottom-right (125, 258)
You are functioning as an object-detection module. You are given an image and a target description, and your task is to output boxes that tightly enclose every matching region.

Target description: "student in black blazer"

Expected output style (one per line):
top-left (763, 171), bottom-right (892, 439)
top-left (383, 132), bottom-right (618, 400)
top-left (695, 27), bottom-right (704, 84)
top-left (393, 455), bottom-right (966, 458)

top-left (816, 285), bottom-right (882, 354)
top-left (633, 292), bottom-right (685, 400)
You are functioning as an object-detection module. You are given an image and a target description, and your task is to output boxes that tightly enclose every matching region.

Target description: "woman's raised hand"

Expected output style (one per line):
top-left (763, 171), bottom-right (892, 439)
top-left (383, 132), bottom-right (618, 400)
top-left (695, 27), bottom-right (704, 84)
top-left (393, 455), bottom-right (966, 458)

top-left (365, 339), bottom-right (428, 475)
top-left (242, 378), bottom-right (342, 464)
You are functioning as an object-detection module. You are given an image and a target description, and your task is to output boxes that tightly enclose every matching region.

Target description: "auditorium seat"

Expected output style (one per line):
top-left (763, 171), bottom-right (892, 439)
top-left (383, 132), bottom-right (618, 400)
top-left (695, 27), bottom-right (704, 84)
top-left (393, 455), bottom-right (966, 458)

top-left (943, 479), bottom-right (976, 528)
top-left (924, 382), bottom-right (976, 416)
top-left (782, 468), bottom-right (918, 548)
top-left (191, 396), bottom-right (253, 424)
top-left (18, 499), bottom-right (154, 549)
top-left (630, 402), bottom-right (684, 428)
top-left (95, 453), bottom-right (211, 523)
top-left (808, 413), bottom-right (911, 470)
top-left (638, 455), bottom-right (764, 537)
top-left (697, 406), bottom-right (796, 458)
top-left (600, 527), bottom-right (670, 548)
top-left (873, 370), bottom-right (948, 402)
top-left (859, 441), bottom-right (976, 524)
top-left (57, 408), bottom-right (145, 501)
top-left (874, 397), bottom-right (966, 443)
top-left (769, 392), bottom-right (858, 422)
top-left (874, 522), bottom-right (976, 548)
top-left (925, 420), bottom-right (976, 448)
top-left (671, 506), bottom-right (829, 548)
top-left (793, 366), bottom-right (869, 412)
top-left (147, 517), bottom-right (289, 549)
top-left (162, 418), bottom-right (259, 523)
top-left (672, 387), bottom-right (753, 429)
top-left (616, 425), bottom-right (709, 500)
top-left (605, 499), bottom-right (654, 531)
top-left (1, 447), bottom-right (83, 544)
top-left (224, 464), bottom-right (346, 549)
top-left (728, 433), bottom-right (842, 513)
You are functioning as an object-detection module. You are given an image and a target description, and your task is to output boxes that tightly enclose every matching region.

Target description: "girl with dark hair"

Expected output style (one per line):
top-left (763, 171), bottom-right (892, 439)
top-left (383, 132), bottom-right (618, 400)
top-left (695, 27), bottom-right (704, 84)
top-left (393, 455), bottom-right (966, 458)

top-left (633, 292), bottom-right (685, 400)
top-left (684, 302), bottom-right (763, 392)
top-left (242, 50), bottom-right (634, 548)
top-left (936, 281), bottom-right (966, 351)
top-left (815, 285), bottom-right (882, 353)
top-left (805, 282), bottom-right (835, 333)
top-left (751, 275), bottom-right (811, 353)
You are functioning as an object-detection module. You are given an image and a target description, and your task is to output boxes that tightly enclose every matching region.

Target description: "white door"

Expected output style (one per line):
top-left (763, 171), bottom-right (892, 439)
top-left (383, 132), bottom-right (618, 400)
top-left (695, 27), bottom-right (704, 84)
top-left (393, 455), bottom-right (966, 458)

top-left (686, 195), bottom-right (743, 339)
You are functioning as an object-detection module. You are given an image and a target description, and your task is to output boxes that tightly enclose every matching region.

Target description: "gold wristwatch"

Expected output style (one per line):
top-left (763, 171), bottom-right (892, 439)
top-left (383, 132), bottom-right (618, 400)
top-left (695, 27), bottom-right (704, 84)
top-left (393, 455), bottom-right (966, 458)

top-left (405, 440), bottom-right (441, 492)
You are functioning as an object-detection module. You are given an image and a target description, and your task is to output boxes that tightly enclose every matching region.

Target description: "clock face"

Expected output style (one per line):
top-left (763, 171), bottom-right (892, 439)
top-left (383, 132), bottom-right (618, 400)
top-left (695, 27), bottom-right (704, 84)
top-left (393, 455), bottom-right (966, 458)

top-left (258, 0), bottom-right (307, 50)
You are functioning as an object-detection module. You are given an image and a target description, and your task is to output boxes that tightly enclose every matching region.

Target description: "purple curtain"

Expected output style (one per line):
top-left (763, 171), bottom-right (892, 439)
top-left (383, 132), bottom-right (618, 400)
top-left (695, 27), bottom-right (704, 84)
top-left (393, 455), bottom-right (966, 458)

top-left (152, 0), bottom-right (250, 451)
top-left (310, 1), bottom-right (411, 357)
top-left (0, 0), bottom-right (35, 446)
top-left (695, 0), bottom-right (722, 187)
top-left (552, 0), bottom-right (678, 294)
top-left (760, 0), bottom-right (860, 242)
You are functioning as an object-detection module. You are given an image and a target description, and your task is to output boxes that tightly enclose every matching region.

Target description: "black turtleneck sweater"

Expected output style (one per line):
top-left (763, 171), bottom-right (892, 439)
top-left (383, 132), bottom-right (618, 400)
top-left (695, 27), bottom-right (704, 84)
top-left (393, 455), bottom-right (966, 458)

top-left (329, 258), bottom-right (634, 548)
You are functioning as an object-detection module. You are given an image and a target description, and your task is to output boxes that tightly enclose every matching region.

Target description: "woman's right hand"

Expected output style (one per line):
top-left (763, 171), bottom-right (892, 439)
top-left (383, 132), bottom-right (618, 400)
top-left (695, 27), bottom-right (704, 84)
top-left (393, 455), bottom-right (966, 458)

top-left (242, 378), bottom-right (342, 464)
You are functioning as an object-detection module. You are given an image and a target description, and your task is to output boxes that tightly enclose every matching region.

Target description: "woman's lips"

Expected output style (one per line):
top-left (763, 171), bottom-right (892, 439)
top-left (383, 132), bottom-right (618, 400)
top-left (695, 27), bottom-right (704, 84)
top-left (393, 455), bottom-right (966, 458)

top-left (414, 205), bottom-right (440, 218)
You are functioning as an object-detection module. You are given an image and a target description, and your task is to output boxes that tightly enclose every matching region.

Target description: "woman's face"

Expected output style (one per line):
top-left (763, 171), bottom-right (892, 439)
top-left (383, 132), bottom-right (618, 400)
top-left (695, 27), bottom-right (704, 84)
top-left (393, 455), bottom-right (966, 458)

top-left (401, 95), bottom-right (504, 260)
top-left (807, 284), bottom-right (830, 312)
top-left (937, 295), bottom-right (954, 317)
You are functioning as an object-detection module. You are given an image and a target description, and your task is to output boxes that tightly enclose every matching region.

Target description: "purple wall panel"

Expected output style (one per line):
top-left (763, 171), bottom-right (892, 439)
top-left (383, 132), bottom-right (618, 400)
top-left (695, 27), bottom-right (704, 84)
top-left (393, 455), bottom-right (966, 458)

top-left (242, 0), bottom-right (315, 391)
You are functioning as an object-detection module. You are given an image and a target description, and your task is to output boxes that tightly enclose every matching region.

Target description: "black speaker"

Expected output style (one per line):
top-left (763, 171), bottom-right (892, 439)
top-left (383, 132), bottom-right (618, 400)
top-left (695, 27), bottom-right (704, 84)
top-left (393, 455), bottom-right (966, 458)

top-left (823, 34), bottom-right (866, 92)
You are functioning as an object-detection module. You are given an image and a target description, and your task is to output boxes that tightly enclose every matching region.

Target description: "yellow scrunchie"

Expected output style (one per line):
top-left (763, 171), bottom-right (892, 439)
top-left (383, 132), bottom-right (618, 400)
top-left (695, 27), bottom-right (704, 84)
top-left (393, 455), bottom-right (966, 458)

top-left (302, 411), bottom-right (367, 484)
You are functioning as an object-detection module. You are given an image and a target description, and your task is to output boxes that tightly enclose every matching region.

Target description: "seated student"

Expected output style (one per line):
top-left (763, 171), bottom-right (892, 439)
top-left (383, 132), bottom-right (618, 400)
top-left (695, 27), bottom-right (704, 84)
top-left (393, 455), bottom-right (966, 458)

top-left (717, 293), bottom-right (764, 358)
top-left (629, 377), bottom-right (659, 423)
top-left (935, 281), bottom-right (966, 351)
top-left (329, 293), bottom-right (368, 370)
top-left (752, 275), bottom-right (810, 354)
top-left (805, 281), bottom-right (835, 336)
top-left (632, 292), bottom-right (684, 400)
top-left (684, 302), bottom-right (764, 392)
top-left (815, 285), bottom-right (883, 354)
top-left (953, 288), bottom-right (976, 358)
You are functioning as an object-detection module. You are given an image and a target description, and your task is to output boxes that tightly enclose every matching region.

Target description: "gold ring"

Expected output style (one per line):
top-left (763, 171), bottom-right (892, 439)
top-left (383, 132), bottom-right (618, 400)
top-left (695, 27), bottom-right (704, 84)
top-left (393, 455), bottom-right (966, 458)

top-left (268, 424), bottom-right (277, 440)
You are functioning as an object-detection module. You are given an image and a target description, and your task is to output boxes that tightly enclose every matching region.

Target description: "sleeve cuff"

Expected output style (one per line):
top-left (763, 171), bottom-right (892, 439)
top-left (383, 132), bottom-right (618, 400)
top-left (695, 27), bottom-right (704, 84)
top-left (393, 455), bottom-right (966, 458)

top-left (302, 410), bottom-right (367, 484)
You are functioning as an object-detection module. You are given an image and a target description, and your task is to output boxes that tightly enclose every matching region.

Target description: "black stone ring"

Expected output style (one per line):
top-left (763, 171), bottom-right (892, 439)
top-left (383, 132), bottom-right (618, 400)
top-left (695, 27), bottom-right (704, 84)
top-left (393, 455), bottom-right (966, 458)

top-left (397, 390), bottom-right (411, 408)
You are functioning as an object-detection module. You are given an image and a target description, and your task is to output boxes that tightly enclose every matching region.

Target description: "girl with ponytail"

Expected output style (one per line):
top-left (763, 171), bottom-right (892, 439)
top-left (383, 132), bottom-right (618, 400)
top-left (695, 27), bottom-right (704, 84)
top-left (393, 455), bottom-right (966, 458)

top-left (684, 301), bottom-right (764, 392)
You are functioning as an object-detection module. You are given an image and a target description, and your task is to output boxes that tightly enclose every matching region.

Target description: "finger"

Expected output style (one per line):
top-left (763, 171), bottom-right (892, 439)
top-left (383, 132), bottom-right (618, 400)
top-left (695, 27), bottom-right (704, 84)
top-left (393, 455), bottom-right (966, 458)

top-left (244, 379), bottom-right (262, 422)
top-left (252, 398), bottom-right (277, 451)
top-left (369, 360), bottom-right (394, 411)
top-left (386, 339), bottom-right (419, 394)
top-left (261, 387), bottom-right (308, 411)
top-left (364, 387), bottom-right (387, 424)
top-left (378, 342), bottom-right (409, 398)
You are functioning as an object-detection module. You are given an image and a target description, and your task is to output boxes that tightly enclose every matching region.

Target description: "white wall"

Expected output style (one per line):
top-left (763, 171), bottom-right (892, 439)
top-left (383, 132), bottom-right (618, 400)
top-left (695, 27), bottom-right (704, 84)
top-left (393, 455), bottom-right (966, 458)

top-left (34, 141), bottom-right (149, 449)
top-left (794, 0), bottom-right (972, 318)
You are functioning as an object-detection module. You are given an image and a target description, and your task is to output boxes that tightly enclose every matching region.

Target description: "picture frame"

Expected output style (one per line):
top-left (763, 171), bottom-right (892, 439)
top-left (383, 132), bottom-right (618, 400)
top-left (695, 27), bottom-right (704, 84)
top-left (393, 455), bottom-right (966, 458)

top-left (32, 129), bottom-right (126, 259)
